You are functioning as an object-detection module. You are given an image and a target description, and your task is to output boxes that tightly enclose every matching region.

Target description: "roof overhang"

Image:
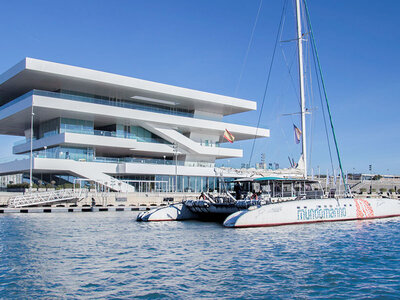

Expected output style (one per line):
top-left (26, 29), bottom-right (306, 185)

top-left (0, 58), bottom-right (257, 116)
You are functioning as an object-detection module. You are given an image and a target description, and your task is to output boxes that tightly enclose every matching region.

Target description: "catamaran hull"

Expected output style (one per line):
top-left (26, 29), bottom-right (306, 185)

top-left (136, 203), bottom-right (236, 222)
top-left (136, 203), bottom-right (198, 222)
top-left (223, 198), bottom-right (400, 228)
top-left (183, 200), bottom-right (238, 221)
top-left (137, 202), bottom-right (243, 222)
top-left (187, 207), bottom-right (238, 222)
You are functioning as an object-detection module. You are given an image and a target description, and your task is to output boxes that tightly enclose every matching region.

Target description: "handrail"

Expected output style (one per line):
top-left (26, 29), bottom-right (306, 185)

top-left (8, 189), bottom-right (83, 208)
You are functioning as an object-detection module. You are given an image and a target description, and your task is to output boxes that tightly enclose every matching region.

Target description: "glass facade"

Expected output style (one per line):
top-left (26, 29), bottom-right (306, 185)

top-left (2, 89), bottom-right (223, 121)
top-left (32, 147), bottom-right (214, 167)
top-left (36, 117), bottom-right (94, 139)
top-left (60, 118), bottom-right (94, 135)
top-left (37, 118), bottom-right (60, 139)
top-left (9, 90), bottom-right (227, 185)
top-left (199, 139), bottom-right (220, 148)
top-left (31, 116), bottom-right (168, 144)
top-left (34, 146), bottom-right (94, 161)
top-left (116, 124), bottom-right (169, 144)
top-left (57, 89), bottom-right (196, 119)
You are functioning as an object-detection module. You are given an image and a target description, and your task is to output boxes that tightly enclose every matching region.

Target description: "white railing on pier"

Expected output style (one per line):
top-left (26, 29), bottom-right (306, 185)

top-left (8, 189), bottom-right (85, 208)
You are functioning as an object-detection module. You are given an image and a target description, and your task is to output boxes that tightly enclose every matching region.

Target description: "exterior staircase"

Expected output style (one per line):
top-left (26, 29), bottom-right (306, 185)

top-left (33, 158), bottom-right (136, 193)
top-left (70, 164), bottom-right (135, 192)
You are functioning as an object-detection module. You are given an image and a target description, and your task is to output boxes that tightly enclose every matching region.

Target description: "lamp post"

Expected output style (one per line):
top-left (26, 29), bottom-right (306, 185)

top-left (173, 144), bottom-right (178, 193)
top-left (44, 146), bottom-right (47, 158)
top-left (29, 109), bottom-right (34, 192)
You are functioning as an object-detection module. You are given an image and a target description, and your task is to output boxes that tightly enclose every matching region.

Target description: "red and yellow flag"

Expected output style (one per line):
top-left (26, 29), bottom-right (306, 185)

top-left (224, 129), bottom-right (235, 143)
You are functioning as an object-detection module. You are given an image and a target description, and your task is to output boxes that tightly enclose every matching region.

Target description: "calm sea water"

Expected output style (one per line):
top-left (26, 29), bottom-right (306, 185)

top-left (0, 212), bottom-right (399, 299)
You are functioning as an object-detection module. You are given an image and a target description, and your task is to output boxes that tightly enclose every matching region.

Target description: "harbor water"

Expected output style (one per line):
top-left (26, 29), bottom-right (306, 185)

top-left (1, 212), bottom-right (399, 299)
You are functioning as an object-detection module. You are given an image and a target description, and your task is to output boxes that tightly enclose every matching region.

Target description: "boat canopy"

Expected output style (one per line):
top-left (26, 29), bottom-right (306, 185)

top-left (254, 177), bottom-right (319, 184)
top-left (233, 178), bottom-right (254, 182)
top-left (255, 177), bottom-right (290, 181)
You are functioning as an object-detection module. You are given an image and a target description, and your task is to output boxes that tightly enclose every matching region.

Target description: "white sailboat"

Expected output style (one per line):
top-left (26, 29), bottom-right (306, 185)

top-left (223, 0), bottom-right (400, 228)
top-left (138, 0), bottom-right (400, 225)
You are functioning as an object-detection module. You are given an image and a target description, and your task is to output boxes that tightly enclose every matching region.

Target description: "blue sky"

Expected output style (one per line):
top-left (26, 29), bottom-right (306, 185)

top-left (0, 0), bottom-right (399, 174)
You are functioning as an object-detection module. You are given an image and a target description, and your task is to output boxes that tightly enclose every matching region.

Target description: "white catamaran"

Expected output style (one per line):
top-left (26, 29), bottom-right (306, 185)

top-left (223, 0), bottom-right (400, 228)
top-left (138, 0), bottom-right (400, 226)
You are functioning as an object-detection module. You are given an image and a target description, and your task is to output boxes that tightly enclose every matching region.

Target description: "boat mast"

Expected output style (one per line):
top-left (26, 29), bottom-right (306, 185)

top-left (295, 0), bottom-right (307, 179)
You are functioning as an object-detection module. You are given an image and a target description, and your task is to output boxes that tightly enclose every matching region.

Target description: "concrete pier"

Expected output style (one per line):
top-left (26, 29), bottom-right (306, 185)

top-left (0, 191), bottom-right (200, 213)
top-left (0, 206), bottom-right (151, 214)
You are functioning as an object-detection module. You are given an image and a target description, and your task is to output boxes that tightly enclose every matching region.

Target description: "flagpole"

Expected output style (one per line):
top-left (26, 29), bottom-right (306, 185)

top-left (29, 108), bottom-right (34, 192)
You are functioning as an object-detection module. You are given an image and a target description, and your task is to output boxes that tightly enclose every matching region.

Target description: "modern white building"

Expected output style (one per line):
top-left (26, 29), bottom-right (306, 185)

top-left (0, 58), bottom-right (269, 192)
top-left (0, 174), bottom-right (23, 188)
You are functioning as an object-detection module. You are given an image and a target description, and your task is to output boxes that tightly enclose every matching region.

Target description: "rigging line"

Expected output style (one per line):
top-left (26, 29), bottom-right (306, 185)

top-left (280, 40), bottom-right (301, 107)
top-left (308, 17), bottom-right (334, 174)
top-left (301, 3), bottom-right (315, 170)
top-left (279, 7), bottom-right (301, 108)
top-left (280, 6), bottom-right (302, 108)
top-left (275, 2), bottom-right (301, 115)
top-left (303, 0), bottom-right (349, 193)
top-left (234, 0), bottom-right (263, 96)
top-left (303, 28), bottom-right (310, 163)
top-left (248, 0), bottom-right (288, 166)
top-left (279, 116), bottom-right (292, 158)
top-left (306, 32), bottom-right (316, 170)
top-left (277, 86), bottom-right (292, 154)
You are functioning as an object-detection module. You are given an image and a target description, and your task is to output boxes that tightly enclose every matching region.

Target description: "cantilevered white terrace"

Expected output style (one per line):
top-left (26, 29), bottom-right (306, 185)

top-left (0, 58), bottom-right (257, 116)
top-left (0, 90), bottom-right (269, 142)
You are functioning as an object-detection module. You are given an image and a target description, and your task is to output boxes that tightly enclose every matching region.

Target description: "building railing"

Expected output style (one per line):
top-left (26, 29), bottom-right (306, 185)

top-left (13, 129), bottom-right (221, 148)
top-left (4, 152), bottom-right (214, 168)
top-left (92, 130), bottom-right (169, 144)
top-left (0, 155), bottom-right (29, 164)
top-left (13, 129), bottom-right (169, 146)
top-left (93, 129), bottom-right (117, 137)
top-left (1, 90), bottom-right (221, 121)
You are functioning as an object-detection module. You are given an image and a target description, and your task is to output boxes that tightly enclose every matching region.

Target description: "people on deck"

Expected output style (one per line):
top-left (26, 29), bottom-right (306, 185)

top-left (234, 182), bottom-right (242, 200)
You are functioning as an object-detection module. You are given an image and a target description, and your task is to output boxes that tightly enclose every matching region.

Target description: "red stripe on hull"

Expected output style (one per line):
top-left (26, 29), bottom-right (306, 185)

top-left (231, 214), bottom-right (400, 228)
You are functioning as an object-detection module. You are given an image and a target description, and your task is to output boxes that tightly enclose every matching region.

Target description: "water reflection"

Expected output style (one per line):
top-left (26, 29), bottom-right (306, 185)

top-left (0, 213), bottom-right (399, 299)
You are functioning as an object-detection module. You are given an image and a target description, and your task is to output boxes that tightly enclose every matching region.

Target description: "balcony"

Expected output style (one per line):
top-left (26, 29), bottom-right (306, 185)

top-left (13, 128), bottom-right (169, 149)
top-left (14, 127), bottom-right (224, 151)
top-left (1, 90), bottom-right (223, 121)
top-left (28, 151), bottom-right (214, 168)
